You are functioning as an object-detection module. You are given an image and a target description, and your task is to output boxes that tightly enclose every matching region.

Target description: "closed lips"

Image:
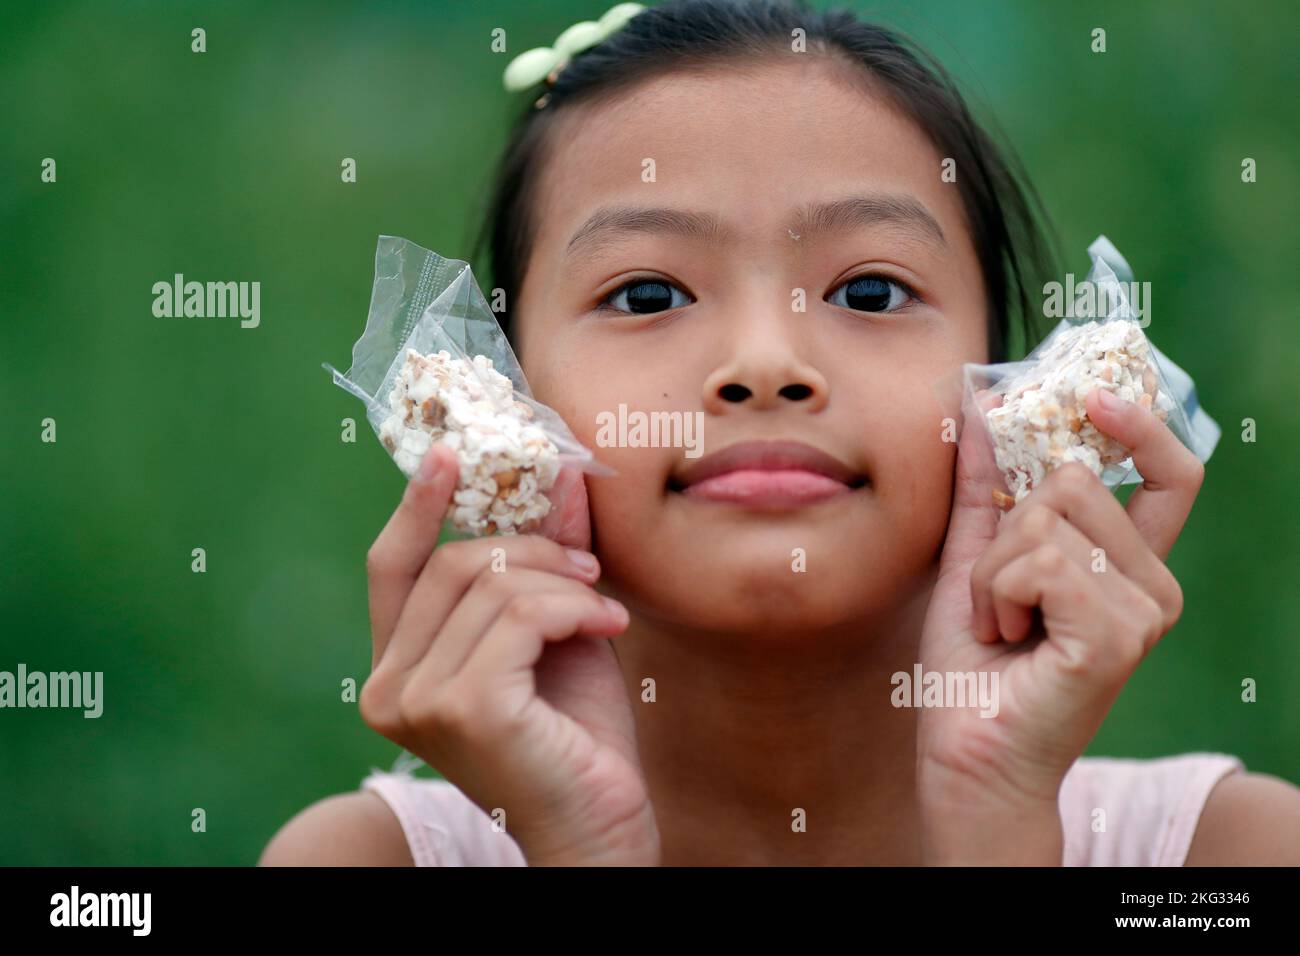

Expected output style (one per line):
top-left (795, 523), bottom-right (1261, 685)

top-left (668, 439), bottom-right (868, 492)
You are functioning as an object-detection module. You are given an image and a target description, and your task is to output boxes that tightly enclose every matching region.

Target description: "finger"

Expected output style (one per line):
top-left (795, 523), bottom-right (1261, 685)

top-left (1084, 387), bottom-right (1205, 560)
top-left (995, 546), bottom-right (1164, 670)
top-left (1001, 462), bottom-right (1184, 630)
top-left (992, 547), bottom-right (1164, 747)
top-left (367, 443), bottom-right (461, 650)
top-left (537, 463), bottom-right (593, 551)
top-left (459, 589), bottom-right (628, 690)
top-left (377, 535), bottom-right (600, 673)
top-left (990, 546), bottom-right (1113, 664)
top-left (938, 388), bottom-right (1006, 579)
top-left (408, 589), bottom-right (628, 715)
top-left (408, 567), bottom-right (601, 687)
top-left (970, 503), bottom-right (1098, 643)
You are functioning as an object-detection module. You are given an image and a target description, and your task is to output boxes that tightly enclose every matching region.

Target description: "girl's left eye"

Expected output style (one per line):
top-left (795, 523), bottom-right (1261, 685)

top-left (599, 278), bottom-right (693, 315)
top-left (827, 274), bottom-right (916, 314)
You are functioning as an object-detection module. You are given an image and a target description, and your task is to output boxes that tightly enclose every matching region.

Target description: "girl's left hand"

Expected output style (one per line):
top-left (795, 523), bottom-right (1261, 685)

top-left (915, 387), bottom-right (1205, 864)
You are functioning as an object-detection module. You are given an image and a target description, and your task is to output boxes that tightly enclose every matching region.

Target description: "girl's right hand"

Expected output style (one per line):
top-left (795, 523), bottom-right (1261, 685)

top-left (359, 443), bottom-right (660, 865)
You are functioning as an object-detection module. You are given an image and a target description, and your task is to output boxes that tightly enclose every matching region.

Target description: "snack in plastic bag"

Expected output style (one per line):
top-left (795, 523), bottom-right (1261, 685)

top-left (324, 236), bottom-right (614, 536)
top-left (378, 348), bottom-right (560, 534)
top-left (983, 317), bottom-right (1174, 506)
top-left (945, 235), bottom-right (1220, 512)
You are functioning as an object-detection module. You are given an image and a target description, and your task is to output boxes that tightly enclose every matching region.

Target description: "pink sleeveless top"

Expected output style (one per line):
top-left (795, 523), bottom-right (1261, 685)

top-left (360, 751), bottom-right (1244, 866)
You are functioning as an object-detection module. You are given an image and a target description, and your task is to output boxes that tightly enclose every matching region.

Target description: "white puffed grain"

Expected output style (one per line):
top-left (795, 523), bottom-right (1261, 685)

top-left (378, 348), bottom-right (561, 535)
top-left (984, 320), bottom-right (1174, 504)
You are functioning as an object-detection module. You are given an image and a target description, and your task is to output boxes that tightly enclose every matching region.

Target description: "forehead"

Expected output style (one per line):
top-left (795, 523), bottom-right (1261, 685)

top-left (530, 59), bottom-right (968, 263)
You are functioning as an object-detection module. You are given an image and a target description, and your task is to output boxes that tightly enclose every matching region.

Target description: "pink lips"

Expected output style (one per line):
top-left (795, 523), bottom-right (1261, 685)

top-left (681, 469), bottom-right (852, 506)
top-left (672, 439), bottom-right (865, 508)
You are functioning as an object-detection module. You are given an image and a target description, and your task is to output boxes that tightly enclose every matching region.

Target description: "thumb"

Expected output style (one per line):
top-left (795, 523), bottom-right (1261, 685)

top-left (538, 463), bottom-right (592, 551)
top-left (937, 388), bottom-right (1005, 578)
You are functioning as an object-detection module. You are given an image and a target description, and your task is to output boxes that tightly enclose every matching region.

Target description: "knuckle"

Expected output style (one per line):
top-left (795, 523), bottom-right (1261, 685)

top-left (1139, 592), bottom-right (1165, 643)
top-left (1057, 639), bottom-right (1099, 677)
top-left (969, 551), bottom-right (994, 591)
top-left (1120, 632), bottom-right (1147, 669)
top-left (1055, 462), bottom-right (1095, 504)
top-left (989, 561), bottom-right (1024, 604)
top-left (403, 681), bottom-right (474, 736)
top-left (518, 536), bottom-right (571, 575)
top-left (503, 592), bottom-right (551, 626)
top-left (989, 566), bottom-right (1010, 602)
top-left (1098, 608), bottom-right (1141, 669)
top-left (485, 536), bottom-right (573, 577)
top-left (1148, 565), bottom-right (1184, 630)
top-left (1017, 504), bottom-right (1057, 543)
top-left (425, 540), bottom-right (455, 573)
top-left (1032, 545), bottom-right (1067, 576)
top-left (584, 586), bottom-right (612, 614)
top-left (472, 563), bottom-right (515, 602)
top-left (1121, 589), bottom-right (1163, 658)
top-left (1164, 575), bottom-right (1185, 626)
top-left (359, 670), bottom-right (400, 735)
top-left (365, 543), bottom-right (390, 580)
top-left (530, 535), bottom-right (570, 563)
top-left (1060, 582), bottom-right (1090, 608)
top-left (425, 540), bottom-right (467, 583)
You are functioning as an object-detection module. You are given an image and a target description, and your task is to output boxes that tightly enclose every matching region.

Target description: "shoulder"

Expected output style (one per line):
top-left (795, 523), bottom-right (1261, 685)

top-left (1184, 770), bottom-right (1300, 865)
top-left (262, 771), bottom-right (528, 867)
top-left (259, 789), bottom-right (414, 866)
top-left (1058, 752), bottom-right (1251, 866)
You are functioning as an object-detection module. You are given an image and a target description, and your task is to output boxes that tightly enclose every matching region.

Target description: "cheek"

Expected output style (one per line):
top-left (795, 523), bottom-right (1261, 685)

top-left (848, 355), bottom-right (967, 571)
top-left (873, 406), bottom-right (958, 567)
top-left (583, 460), bottom-right (690, 623)
top-left (522, 353), bottom-right (679, 570)
top-left (519, 332), bottom-right (662, 455)
top-left (585, 466), bottom-right (652, 559)
top-left (516, 358), bottom-right (606, 474)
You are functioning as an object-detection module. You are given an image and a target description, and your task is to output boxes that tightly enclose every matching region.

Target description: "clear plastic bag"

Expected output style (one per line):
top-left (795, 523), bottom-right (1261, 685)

top-left (936, 235), bottom-right (1220, 511)
top-left (323, 236), bottom-right (614, 534)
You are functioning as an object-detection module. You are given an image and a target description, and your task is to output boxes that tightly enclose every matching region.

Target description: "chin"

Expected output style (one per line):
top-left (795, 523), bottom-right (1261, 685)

top-left (602, 532), bottom-right (911, 641)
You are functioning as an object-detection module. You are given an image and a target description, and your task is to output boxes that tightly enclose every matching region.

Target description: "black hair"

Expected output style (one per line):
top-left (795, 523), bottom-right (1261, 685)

top-left (470, 0), bottom-right (1059, 363)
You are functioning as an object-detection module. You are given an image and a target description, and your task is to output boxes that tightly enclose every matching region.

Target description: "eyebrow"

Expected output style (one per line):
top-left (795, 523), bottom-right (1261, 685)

top-left (563, 193), bottom-right (947, 265)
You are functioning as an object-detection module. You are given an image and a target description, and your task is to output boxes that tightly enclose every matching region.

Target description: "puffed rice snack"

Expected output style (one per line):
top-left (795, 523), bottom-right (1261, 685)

top-left (377, 348), bottom-right (561, 535)
top-left (984, 320), bottom-right (1174, 508)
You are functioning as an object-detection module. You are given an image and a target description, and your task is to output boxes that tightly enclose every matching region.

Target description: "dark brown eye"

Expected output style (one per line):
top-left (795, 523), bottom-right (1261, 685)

top-left (602, 279), bottom-right (691, 315)
top-left (828, 275), bottom-right (913, 313)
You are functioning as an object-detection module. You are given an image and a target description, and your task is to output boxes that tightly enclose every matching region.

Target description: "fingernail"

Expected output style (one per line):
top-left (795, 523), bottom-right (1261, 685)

top-left (415, 449), bottom-right (443, 483)
top-left (567, 549), bottom-right (599, 574)
top-left (1096, 388), bottom-right (1126, 411)
top-left (602, 596), bottom-right (628, 621)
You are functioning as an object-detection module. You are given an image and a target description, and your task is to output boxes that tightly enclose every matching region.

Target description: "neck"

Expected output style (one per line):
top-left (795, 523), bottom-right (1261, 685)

top-left (609, 574), bottom-right (934, 866)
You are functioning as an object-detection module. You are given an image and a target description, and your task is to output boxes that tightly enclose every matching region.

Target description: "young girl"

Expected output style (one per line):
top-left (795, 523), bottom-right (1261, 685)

top-left (263, 0), bottom-right (1300, 866)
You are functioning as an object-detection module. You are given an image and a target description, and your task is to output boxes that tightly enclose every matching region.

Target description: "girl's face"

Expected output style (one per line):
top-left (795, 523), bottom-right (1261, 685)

top-left (514, 59), bottom-right (989, 638)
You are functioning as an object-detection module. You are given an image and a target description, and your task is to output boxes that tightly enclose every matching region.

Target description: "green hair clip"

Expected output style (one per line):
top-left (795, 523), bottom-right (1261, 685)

top-left (502, 2), bottom-right (647, 107)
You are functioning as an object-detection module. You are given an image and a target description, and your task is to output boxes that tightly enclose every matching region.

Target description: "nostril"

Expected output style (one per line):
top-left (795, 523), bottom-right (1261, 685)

top-left (780, 383), bottom-right (813, 401)
top-left (718, 383), bottom-right (751, 402)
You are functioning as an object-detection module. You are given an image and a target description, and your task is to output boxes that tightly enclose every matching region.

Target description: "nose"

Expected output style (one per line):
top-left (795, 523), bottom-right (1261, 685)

top-left (701, 332), bottom-right (830, 415)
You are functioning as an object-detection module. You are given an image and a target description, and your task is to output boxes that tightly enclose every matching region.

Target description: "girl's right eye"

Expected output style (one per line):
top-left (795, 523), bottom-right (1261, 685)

top-left (598, 278), bottom-right (693, 315)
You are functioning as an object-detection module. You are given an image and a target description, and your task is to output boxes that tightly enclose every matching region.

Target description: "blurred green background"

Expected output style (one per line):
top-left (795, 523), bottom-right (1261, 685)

top-left (1, 0), bottom-right (1295, 865)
